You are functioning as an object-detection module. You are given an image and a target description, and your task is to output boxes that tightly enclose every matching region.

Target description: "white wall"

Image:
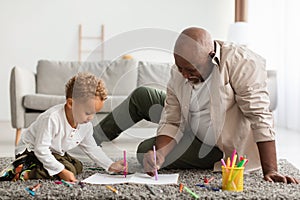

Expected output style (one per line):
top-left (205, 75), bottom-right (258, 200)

top-left (248, 0), bottom-right (300, 131)
top-left (0, 0), bottom-right (234, 121)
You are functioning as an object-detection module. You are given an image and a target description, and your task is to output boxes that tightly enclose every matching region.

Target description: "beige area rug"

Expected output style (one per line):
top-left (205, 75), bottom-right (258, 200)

top-left (0, 157), bottom-right (299, 199)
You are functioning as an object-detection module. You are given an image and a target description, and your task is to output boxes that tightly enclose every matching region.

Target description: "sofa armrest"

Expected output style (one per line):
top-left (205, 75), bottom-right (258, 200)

top-left (267, 70), bottom-right (277, 111)
top-left (10, 66), bottom-right (36, 128)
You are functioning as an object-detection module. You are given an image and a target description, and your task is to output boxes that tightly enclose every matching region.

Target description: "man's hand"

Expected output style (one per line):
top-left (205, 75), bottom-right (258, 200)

top-left (257, 141), bottom-right (299, 184)
top-left (58, 169), bottom-right (77, 182)
top-left (143, 150), bottom-right (165, 176)
top-left (142, 135), bottom-right (177, 176)
top-left (264, 171), bottom-right (299, 184)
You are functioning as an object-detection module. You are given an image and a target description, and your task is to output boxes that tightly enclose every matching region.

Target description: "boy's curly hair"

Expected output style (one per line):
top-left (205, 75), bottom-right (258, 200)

top-left (65, 72), bottom-right (107, 101)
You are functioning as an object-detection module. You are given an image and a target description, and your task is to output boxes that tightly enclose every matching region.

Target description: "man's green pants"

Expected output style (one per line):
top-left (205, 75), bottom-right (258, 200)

top-left (93, 86), bottom-right (222, 169)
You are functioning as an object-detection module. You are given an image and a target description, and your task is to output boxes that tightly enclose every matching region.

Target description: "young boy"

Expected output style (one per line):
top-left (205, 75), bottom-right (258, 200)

top-left (1, 72), bottom-right (125, 182)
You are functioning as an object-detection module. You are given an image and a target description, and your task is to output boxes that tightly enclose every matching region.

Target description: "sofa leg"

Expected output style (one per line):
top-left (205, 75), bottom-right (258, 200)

top-left (15, 128), bottom-right (21, 145)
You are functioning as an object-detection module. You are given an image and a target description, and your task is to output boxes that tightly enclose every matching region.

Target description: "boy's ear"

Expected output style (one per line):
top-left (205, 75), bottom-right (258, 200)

top-left (66, 98), bottom-right (73, 109)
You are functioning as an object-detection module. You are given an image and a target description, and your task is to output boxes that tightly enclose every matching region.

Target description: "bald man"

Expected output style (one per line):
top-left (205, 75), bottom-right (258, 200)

top-left (93, 27), bottom-right (299, 184)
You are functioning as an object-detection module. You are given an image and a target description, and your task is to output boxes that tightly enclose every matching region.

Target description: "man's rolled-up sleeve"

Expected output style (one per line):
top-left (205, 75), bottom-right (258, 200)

top-left (229, 53), bottom-right (275, 142)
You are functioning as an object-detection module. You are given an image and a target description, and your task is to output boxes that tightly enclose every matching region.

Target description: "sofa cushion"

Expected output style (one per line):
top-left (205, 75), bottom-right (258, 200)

top-left (23, 94), bottom-right (127, 113)
top-left (24, 94), bottom-right (65, 111)
top-left (137, 61), bottom-right (173, 91)
top-left (91, 59), bottom-right (138, 96)
top-left (36, 59), bottom-right (138, 96)
top-left (37, 60), bottom-right (81, 95)
top-left (267, 70), bottom-right (277, 111)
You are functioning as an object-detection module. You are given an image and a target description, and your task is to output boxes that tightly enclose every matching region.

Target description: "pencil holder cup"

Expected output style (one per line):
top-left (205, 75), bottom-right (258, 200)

top-left (222, 166), bottom-right (244, 192)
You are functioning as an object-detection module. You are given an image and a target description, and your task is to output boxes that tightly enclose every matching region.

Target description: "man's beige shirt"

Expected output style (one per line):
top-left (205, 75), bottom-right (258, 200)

top-left (157, 41), bottom-right (275, 172)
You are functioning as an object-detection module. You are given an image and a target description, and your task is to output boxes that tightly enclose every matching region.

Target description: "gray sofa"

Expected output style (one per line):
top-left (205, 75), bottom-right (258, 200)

top-left (10, 59), bottom-right (277, 145)
top-left (10, 59), bottom-right (172, 144)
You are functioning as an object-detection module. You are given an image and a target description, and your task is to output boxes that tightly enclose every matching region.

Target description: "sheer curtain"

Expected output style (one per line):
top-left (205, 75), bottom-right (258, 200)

top-left (248, 0), bottom-right (300, 131)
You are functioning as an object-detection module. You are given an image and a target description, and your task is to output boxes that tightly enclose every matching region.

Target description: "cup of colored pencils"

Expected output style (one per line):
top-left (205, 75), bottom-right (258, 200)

top-left (221, 150), bottom-right (248, 192)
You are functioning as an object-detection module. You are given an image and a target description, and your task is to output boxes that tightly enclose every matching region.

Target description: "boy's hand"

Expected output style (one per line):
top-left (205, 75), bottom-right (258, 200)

top-left (108, 160), bottom-right (127, 173)
top-left (58, 169), bottom-right (77, 182)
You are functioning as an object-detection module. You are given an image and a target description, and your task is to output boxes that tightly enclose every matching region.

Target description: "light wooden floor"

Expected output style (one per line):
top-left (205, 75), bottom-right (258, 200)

top-left (1, 121), bottom-right (299, 170)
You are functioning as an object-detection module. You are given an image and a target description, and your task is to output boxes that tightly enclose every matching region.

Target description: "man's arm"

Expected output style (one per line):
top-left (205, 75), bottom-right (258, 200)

top-left (257, 141), bottom-right (299, 183)
top-left (143, 65), bottom-right (185, 175)
top-left (225, 46), bottom-right (299, 184)
top-left (156, 135), bottom-right (177, 157)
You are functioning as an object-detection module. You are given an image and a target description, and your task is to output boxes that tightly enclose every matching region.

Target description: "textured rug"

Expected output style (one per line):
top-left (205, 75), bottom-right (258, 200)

top-left (0, 157), bottom-right (299, 200)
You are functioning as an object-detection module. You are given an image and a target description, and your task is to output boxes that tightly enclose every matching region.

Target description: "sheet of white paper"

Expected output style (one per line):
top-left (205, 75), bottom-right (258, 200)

top-left (82, 173), bottom-right (179, 185)
top-left (130, 173), bottom-right (179, 185)
top-left (82, 173), bottom-right (134, 185)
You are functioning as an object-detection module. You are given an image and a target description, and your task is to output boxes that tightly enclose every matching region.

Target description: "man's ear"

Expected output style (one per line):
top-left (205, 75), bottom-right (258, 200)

top-left (209, 51), bottom-right (216, 58)
top-left (66, 98), bottom-right (73, 109)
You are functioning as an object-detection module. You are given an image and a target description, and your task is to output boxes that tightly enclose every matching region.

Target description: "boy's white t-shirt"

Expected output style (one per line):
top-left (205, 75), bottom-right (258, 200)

top-left (15, 104), bottom-right (114, 176)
